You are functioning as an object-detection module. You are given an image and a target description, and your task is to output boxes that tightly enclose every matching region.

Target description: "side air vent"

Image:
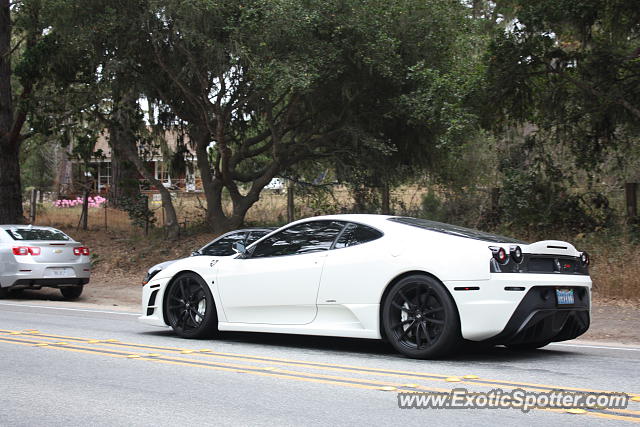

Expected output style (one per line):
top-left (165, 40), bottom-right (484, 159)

top-left (146, 290), bottom-right (159, 316)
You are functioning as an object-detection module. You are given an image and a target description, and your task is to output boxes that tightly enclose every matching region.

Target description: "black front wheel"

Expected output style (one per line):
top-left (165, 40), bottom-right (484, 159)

top-left (382, 275), bottom-right (460, 359)
top-left (164, 273), bottom-right (218, 339)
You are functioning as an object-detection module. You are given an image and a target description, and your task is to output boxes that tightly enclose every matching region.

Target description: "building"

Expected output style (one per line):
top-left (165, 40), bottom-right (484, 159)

top-left (89, 129), bottom-right (200, 194)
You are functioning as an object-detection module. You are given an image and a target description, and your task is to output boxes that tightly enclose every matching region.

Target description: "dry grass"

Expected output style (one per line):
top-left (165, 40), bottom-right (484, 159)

top-left (34, 186), bottom-right (428, 232)
top-left (585, 239), bottom-right (640, 301)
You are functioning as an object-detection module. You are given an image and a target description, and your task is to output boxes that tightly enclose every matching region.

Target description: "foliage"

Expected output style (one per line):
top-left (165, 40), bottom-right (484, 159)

top-left (485, 0), bottom-right (640, 172)
top-left (117, 194), bottom-right (157, 230)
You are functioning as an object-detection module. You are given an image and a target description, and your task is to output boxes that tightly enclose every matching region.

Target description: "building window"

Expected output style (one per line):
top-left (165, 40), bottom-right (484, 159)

top-left (156, 161), bottom-right (171, 183)
top-left (99, 162), bottom-right (111, 190)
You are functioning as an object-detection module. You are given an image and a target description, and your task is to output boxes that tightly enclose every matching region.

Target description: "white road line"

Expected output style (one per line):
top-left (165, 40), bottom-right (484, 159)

top-left (548, 342), bottom-right (640, 352)
top-left (0, 302), bottom-right (140, 316)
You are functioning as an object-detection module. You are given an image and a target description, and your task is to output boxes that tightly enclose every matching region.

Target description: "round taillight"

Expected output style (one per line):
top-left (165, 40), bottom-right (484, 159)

top-left (491, 246), bottom-right (508, 264)
top-left (510, 245), bottom-right (523, 264)
top-left (580, 251), bottom-right (590, 266)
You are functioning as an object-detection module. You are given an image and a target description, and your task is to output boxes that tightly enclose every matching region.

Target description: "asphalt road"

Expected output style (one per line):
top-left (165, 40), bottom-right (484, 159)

top-left (1, 301), bottom-right (639, 426)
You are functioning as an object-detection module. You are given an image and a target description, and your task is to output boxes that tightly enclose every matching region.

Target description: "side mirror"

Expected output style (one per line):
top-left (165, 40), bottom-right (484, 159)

top-left (190, 251), bottom-right (200, 257)
top-left (232, 242), bottom-right (247, 255)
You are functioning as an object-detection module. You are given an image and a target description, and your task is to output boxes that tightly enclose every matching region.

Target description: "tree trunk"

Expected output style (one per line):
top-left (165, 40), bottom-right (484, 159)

top-left (0, 0), bottom-right (24, 224)
top-left (109, 89), bottom-right (179, 239)
top-left (191, 124), bottom-right (280, 234)
top-left (121, 144), bottom-right (179, 239)
top-left (108, 89), bottom-right (141, 206)
top-left (29, 188), bottom-right (37, 224)
top-left (0, 140), bottom-right (24, 223)
top-left (108, 130), bottom-right (141, 205)
top-left (380, 183), bottom-right (391, 215)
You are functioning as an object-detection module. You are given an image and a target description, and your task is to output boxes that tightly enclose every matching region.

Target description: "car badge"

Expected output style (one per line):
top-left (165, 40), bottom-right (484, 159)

top-left (210, 260), bottom-right (218, 267)
top-left (54, 249), bottom-right (63, 254)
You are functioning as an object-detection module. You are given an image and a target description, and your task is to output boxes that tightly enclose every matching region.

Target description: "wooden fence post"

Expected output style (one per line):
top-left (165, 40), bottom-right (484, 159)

top-left (287, 180), bottom-right (295, 222)
top-left (625, 182), bottom-right (638, 222)
top-left (29, 189), bottom-right (37, 224)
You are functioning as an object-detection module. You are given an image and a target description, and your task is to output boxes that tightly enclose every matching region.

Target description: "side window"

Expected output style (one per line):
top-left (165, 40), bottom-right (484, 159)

top-left (201, 232), bottom-right (247, 256)
top-left (334, 223), bottom-right (383, 249)
top-left (251, 221), bottom-right (345, 258)
top-left (245, 230), bottom-right (270, 245)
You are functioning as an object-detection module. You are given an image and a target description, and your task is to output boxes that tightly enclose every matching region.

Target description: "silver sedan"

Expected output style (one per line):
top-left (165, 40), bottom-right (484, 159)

top-left (0, 225), bottom-right (91, 300)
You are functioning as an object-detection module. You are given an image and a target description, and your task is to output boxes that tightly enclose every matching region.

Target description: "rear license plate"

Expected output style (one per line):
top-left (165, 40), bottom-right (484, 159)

top-left (44, 267), bottom-right (74, 278)
top-left (556, 288), bottom-right (574, 305)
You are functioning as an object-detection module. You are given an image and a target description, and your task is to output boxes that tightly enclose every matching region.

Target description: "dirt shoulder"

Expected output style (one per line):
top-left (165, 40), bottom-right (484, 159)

top-left (578, 298), bottom-right (640, 345)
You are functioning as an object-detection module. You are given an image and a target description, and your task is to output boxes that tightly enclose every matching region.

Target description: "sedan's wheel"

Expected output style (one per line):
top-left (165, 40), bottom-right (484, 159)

top-left (382, 275), bottom-right (460, 359)
top-left (0, 287), bottom-right (9, 299)
top-left (60, 285), bottom-right (83, 300)
top-left (165, 273), bottom-right (218, 339)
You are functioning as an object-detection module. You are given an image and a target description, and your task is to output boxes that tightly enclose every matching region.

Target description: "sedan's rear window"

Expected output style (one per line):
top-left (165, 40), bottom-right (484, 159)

top-left (5, 228), bottom-right (71, 241)
top-left (388, 217), bottom-right (526, 244)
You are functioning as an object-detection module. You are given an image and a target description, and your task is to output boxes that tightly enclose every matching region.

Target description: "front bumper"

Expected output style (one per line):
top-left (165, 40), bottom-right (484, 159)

top-left (139, 277), bottom-right (171, 327)
top-left (445, 273), bottom-right (591, 342)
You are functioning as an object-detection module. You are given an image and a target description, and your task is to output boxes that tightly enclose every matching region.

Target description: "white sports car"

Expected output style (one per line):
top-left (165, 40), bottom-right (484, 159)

top-left (139, 214), bottom-right (591, 359)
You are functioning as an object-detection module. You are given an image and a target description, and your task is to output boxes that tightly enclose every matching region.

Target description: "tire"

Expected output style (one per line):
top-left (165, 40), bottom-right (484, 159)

top-left (164, 272), bottom-right (218, 339)
top-left (0, 287), bottom-right (9, 299)
top-left (382, 274), bottom-right (460, 359)
top-left (60, 286), bottom-right (83, 300)
top-left (507, 341), bottom-right (551, 351)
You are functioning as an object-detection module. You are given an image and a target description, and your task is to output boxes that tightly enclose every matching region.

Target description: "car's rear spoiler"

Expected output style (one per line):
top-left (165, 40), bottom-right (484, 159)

top-left (522, 240), bottom-right (580, 257)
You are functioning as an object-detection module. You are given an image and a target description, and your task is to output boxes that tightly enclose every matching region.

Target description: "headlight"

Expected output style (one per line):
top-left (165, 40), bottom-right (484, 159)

top-left (142, 269), bottom-right (161, 285)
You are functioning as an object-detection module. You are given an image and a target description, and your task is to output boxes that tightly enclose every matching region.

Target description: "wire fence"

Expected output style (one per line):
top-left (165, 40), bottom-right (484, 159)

top-left (26, 187), bottom-right (376, 234)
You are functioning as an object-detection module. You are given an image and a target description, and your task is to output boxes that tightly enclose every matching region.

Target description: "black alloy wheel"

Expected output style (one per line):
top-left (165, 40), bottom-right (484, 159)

top-left (165, 272), bottom-right (218, 339)
top-left (382, 274), bottom-right (460, 359)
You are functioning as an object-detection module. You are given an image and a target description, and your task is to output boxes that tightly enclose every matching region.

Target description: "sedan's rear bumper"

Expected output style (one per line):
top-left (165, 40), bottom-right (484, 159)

top-left (9, 277), bottom-right (90, 289)
top-left (0, 263), bottom-right (91, 289)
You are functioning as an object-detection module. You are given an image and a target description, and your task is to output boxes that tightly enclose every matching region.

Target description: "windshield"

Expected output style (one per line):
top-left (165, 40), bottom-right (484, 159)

top-left (5, 228), bottom-right (71, 241)
top-left (388, 217), bottom-right (527, 244)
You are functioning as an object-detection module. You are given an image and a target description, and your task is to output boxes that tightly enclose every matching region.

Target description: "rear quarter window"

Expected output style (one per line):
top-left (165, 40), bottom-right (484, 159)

top-left (334, 223), bottom-right (383, 249)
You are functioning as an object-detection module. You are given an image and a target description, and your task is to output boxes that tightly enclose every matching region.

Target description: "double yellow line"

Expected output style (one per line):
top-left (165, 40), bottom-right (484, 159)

top-left (1, 329), bottom-right (639, 423)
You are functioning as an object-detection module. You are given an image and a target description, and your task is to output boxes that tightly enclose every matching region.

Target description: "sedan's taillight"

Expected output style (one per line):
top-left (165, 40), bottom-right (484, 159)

top-left (74, 247), bottom-right (90, 256)
top-left (12, 246), bottom-right (41, 256)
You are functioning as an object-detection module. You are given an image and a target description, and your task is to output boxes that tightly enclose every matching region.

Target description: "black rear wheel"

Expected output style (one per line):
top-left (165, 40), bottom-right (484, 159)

top-left (165, 273), bottom-right (218, 339)
top-left (60, 285), bottom-right (83, 300)
top-left (382, 275), bottom-right (460, 359)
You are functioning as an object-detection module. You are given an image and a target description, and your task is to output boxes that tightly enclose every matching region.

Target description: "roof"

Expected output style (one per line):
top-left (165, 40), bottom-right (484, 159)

top-left (93, 128), bottom-right (196, 161)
